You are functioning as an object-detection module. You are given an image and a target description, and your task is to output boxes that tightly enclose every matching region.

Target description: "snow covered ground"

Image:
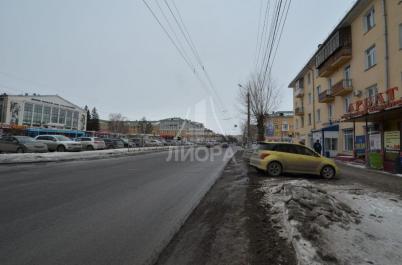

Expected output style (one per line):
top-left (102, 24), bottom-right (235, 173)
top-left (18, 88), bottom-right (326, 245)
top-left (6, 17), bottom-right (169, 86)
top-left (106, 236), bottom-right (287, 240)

top-left (0, 146), bottom-right (174, 164)
top-left (260, 179), bottom-right (402, 265)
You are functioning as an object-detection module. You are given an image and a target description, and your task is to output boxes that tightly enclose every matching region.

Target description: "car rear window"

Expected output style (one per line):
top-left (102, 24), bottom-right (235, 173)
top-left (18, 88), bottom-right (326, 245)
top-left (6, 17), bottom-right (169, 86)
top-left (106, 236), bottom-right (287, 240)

top-left (257, 143), bottom-right (276, 151)
top-left (94, 138), bottom-right (103, 141)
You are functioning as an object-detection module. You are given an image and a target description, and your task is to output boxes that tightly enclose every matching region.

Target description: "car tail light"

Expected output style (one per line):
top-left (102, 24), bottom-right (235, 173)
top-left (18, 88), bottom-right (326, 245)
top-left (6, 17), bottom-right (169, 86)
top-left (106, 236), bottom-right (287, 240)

top-left (260, 153), bottom-right (270, 159)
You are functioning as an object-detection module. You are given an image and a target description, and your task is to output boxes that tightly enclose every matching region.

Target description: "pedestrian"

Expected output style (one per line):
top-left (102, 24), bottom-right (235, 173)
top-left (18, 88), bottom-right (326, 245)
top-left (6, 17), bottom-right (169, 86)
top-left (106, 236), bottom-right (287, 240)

top-left (313, 139), bottom-right (322, 154)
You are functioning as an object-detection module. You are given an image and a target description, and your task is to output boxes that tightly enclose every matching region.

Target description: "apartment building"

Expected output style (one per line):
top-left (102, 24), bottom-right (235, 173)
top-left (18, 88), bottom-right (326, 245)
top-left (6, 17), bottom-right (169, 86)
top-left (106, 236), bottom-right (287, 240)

top-left (265, 111), bottom-right (294, 142)
top-left (289, 0), bottom-right (402, 172)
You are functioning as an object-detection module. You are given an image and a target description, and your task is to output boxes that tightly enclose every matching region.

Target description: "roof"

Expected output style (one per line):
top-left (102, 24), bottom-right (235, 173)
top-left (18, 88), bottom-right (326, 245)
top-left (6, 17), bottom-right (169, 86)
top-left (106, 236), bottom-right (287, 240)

top-left (1, 94), bottom-right (85, 111)
top-left (288, 0), bottom-right (371, 88)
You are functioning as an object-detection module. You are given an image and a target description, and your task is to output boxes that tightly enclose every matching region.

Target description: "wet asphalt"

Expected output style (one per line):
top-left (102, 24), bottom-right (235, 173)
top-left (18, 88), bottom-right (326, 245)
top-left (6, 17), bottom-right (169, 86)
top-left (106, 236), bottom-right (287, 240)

top-left (0, 147), bottom-right (233, 265)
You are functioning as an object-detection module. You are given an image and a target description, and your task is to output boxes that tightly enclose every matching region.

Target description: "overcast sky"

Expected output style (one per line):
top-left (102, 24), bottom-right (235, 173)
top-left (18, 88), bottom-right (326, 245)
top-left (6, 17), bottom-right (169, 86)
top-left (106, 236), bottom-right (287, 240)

top-left (0, 0), bottom-right (356, 134)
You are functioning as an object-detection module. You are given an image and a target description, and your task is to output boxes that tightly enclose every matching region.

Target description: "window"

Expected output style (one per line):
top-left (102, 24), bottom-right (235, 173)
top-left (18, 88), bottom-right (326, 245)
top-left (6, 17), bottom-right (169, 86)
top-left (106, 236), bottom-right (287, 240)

top-left (399, 24), bottom-right (402, 49)
top-left (59, 109), bottom-right (66, 124)
top-left (343, 129), bottom-right (353, 151)
top-left (307, 73), bottom-right (311, 85)
top-left (366, 84), bottom-right (378, 101)
top-left (296, 119), bottom-right (299, 129)
top-left (308, 92), bottom-right (312, 104)
top-left (294, 145), bottom-right (317, 157)
top-left (364, 7), bottom-right (375, 32)
top-left (23, 103), bottom-right (33, 125)
top-left (316, 85), bottom-right (321, 97)
top-left (282, 121), bottom-right (289, 131)
top-left (72, 111), bottom-right (79, 129)
top-left (324, 138), bottom-right (338, 151)
top-left (65, 110), bottom-right (73, 128)
top-left (43, 106), bottom-right (51, 124)
top-left (51, 107), bottom-right (59, 123)
top-left (328, 78), bottom-right (332, 91)
top-left (0, 99), bottom-right (4, 123)
top-left (316, 109), bottom-right (321, 123)
top-left (32, 104), bottom-right (43, 125)
top-left (301, 117), bottom-right (304, 128)
top-left (344, 65), bottom-right (351, 80)
top-left (365, 45), bottom-right (376, 69)
top-left (328, 104), bottom-right (333, 121)
top-left (308, 113), bottom-right (312, 125)
top-left (344, 95), bottom-right (352, 113)
top-left (274, 144), bottom-right (295, 154)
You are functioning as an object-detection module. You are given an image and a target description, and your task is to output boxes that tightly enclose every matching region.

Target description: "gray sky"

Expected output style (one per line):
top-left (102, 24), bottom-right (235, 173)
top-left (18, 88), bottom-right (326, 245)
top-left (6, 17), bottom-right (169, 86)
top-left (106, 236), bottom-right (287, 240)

top-left (0, 0), bottom-right (355, 134)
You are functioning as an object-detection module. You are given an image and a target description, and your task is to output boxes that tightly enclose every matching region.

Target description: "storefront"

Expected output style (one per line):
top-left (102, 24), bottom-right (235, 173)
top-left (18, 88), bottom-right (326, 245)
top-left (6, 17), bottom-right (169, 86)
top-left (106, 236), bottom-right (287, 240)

top-left (343, 87), bottom-right (402, 173)
top-left (311, 124), bottom-right (339, 157)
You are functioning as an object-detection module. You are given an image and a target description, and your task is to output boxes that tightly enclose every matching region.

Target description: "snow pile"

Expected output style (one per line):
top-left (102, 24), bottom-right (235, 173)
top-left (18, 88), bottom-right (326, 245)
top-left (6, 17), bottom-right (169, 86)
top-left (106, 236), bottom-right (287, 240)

top-left (261, 179), bottom-right (402, 265)
top-left (0, 146), bottom-right (172, 164)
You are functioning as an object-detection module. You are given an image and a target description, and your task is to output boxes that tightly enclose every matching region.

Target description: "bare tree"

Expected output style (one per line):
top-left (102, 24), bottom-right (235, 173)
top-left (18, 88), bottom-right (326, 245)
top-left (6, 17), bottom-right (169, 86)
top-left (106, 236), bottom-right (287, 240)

top-left (239, 73), bottom-right (280, 141)
top-left (108, 113), bottom-right (128, 134)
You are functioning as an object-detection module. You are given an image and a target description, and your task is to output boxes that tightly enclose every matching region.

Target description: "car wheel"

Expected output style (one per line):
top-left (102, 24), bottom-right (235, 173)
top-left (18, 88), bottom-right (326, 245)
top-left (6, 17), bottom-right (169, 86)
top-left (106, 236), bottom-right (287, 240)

top-left (87, 145), bottom-right (94, 151)
top-left (321, 165), bottom-right (335, 179)
top-left (57, 145), bottom-right (66, 152)
top-left (16, 147), bottom-right (25, 153)
top-left (267, 161), bottom-right (282, 177)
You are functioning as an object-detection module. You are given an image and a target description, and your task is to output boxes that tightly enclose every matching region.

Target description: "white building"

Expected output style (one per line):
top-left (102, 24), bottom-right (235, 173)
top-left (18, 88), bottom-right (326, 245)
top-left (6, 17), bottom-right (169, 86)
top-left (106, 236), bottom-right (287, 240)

top-left (0, 94), bottom-right (87, 131)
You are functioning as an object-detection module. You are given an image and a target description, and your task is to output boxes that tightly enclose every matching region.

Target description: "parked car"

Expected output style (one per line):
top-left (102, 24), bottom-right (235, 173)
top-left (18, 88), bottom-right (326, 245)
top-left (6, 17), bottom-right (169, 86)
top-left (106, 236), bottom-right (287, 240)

top-left (102, 138), bottom-right (125, 149)
top-left (145, 139), bottom-right (163, 147)
top-left (35, 135), bottom-right (82, 152)
top-left (0, 136), bottom-right (48, 153)
top-left (249, 142), bottom-right (338, 179)
top-left (120, 138), bottom-right (136, 148)
top-left (222, 142), bottom-right (229, 148)
top-left (130, 138), bottom-right (144, 147)
top-left (76, 137), bottom-right (106, 150)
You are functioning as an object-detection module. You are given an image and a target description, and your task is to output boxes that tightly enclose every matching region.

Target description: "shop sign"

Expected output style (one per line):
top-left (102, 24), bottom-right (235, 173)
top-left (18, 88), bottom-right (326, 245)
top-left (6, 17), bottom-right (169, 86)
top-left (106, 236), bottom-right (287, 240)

top-left (384, 131), bottom-right (400, 152)
top-left (342, 87), bottom-right (402, 119)
top-left (369, 133), bottom-right (381, 151)
top-left (369, 152), bottom-right (383, 170)
top-left (355, 135), bottom-right (366, 156)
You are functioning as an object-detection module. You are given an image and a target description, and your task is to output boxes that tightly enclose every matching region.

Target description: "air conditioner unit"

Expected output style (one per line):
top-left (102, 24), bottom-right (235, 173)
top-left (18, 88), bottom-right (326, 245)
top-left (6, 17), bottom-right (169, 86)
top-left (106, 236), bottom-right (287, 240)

top-left (353, 90), bottom-right (362, 97)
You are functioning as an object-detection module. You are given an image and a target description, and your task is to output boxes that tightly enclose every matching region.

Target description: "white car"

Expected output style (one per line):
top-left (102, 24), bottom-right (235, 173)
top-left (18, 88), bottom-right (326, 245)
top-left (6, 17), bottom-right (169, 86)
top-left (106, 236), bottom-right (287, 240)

top-left (35, 135), bottom-right (82, 152)
top-left (76, 137), bottom-right (106, 150)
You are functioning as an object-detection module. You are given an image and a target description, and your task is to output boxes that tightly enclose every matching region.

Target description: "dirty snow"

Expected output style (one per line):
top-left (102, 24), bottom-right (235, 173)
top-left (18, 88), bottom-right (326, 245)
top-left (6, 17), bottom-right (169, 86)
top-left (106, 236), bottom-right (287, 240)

top-left (261, 179), bottom-right (402, 265)
top-left (0, 146), bottom-right (174, 164)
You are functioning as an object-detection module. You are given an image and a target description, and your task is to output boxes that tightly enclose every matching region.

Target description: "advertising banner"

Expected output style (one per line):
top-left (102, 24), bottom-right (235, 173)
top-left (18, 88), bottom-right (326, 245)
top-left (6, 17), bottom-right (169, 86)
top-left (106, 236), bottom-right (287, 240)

top-left (355, 135), bottom-right (366, 156)
top-left (369, 133), bottom-right (381, 151)
top-left (384, 131), bottom-right (400, 152)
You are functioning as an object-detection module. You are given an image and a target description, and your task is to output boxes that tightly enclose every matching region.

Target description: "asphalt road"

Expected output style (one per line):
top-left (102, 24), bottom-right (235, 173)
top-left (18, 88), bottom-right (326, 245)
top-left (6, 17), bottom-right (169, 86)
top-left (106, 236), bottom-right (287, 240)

top-left (0, 147), bottom-right (234, 265)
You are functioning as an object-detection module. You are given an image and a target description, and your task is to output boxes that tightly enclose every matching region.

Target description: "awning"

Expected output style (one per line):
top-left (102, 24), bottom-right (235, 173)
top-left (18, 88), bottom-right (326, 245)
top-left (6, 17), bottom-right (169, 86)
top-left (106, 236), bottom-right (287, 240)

top-left (311, 124), bottom-right (339, 133)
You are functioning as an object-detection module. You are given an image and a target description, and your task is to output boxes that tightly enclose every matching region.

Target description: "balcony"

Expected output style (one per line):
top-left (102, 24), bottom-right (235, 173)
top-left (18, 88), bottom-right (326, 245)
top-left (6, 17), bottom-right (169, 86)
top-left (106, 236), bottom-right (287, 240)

top-left (332, 79), bottom-right (353, 96)
top-left (294, 107), bottom-right (304, 116)
top-left (318, 47), bottom-right (352, 77)
top-left (316, 27), bottom-right (352, 77)
top-left (295, 88), bottom-right (304, 98)
top-left (318, 90), bottom-right (335, 103)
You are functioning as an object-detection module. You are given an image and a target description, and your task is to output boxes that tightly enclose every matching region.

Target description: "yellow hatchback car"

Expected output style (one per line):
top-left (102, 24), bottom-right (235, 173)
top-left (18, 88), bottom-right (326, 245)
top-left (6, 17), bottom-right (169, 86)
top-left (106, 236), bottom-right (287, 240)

top-left (249, 142), bottom-right (338, 179)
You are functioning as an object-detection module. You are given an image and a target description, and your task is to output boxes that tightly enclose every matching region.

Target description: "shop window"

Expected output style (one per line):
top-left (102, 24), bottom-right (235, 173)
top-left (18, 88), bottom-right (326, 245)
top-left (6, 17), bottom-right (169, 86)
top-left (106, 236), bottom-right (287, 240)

top-left (325, 138), bottom-right (338, 151)
top-left (363, 7), bottom-right (375, 32)
top-left (343, 129), bottom-right (353, 151)
top-left (365, 45), bottom-right (376, 70)
top-left (23, 103), bottom-right (33, 125)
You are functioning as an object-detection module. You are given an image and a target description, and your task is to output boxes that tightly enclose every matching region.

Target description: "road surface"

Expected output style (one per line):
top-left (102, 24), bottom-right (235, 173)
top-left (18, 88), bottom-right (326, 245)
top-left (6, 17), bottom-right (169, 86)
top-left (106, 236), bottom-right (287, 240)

top-left (0, 147), bottom-right (234, 265)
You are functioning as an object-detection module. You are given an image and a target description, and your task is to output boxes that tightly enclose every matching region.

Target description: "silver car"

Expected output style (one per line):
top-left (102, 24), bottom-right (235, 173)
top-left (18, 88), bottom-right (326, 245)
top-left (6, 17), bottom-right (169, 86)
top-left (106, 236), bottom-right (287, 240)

top-left (0, 136), bottom-right (48, 153)
top-left (35, 135), bottom-right (82, 152)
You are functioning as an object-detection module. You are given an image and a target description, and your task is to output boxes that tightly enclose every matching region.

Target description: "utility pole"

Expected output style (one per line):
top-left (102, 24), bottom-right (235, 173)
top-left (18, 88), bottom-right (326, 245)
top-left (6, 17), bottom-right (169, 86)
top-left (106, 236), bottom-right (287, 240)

top-left (239, 83), bottom-right (251, 148)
